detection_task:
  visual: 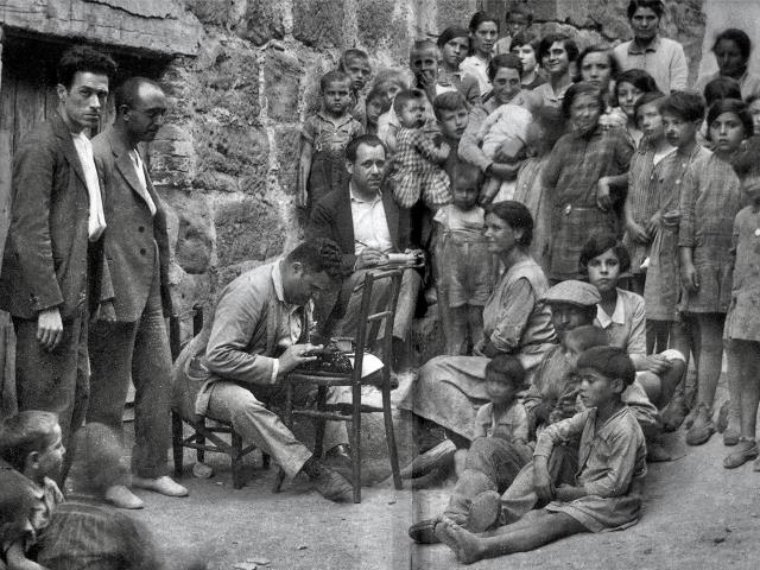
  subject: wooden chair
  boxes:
[274,268,404,503]
[169,306,268,490]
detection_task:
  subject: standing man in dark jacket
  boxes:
[0,45,116,460]
[88,77,188,508]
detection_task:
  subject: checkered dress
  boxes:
[390,127,451,208]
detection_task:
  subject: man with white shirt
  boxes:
[87,77,187,508]
[308,135,422,370]
[0,46,116,469]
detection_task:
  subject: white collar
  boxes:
[596,292,625,329]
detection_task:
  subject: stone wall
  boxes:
[152,0,709,331]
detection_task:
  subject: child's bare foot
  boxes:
[435,518,485,565]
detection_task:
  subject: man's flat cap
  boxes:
[542,280,601,307]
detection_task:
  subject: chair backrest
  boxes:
[352,268,403,385]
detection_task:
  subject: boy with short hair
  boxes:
[297,70,364,209]
[435,346,647,565]
[338,49,372,127]
[433,91,469,179]
[0,411,65,570]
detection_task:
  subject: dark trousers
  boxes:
[13,311,89,453]
[87,284,171,479]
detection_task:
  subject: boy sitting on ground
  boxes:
[435,346,647,565]
[0,411,65,570]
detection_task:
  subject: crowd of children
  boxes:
[5,0,760,567]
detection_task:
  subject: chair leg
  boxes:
[352,384,362,503]
[171,411,184,479]
[382,384,402,490]
[314,386,327,458]
[231,429,244,489]
[197,417,206,464]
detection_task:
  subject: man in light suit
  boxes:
[88,77,187,508]
[0,46,116,464]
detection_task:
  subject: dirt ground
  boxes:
[126,375,760,570]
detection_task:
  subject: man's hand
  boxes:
[278,343,323,377]
[37,307,63,351]
[93,301,117,323]
[355,248,388,270]
[642,354,672,375]
[626,221,649,244]
[533,457,554,501]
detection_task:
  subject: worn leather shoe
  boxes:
[104,485,144,509]
[132,476,189,497]
[408,518,441,544]
[723,439,759,469]
[685,404,715,446]
[312,466,353,502]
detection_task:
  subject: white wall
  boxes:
[699,0,760,79]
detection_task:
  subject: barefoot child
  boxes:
[433,162,492,355]
[389,89,451,209]
[297,70,364,209]
[644,91,710,430]
[435,346,646,565]
[679,99,751,447]
[0,411,65,570]
[722,158,760,469]
[408,355,532,544]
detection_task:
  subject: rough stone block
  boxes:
[197,46,261,123]
[264,50,302,122]
[195,124,269,193]
[355,0,394,49]
[275,127,301,196]
[436,0,478,33]
[292,0,347,49]
[163,189,215,275]
[213,196,286,268]
[239,0,286,45]
[185,0,231,26]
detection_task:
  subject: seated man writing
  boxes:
[307,134,422,370]
[187,239,355,502]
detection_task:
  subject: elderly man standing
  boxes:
[308,134,422,371]
[0,45,116,462]
[87,77,187,508]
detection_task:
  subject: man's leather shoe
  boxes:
[132,476,189,497]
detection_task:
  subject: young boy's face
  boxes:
[344,57,371,92]
[410,48,439,85]
[662,111,700,149]
[323,80,352,116]
[742,174,760,205]
[485,372,518,406]
[437,107,469,140]
[637,101,664,140]
[366,96,385,125]
[452,180,479,210]
[37,424,65,481]
[577,367,620,409]
[398,99,426,129]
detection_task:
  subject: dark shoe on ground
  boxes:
[685,404,715,446]
[104,485,144,509]
[408,518,441,544]
[132,476,189,497]
[312,465,354,502]
[467,490,501,533]
[682,404,699,430]
[661,396,689,432]
[723,439,759,469]
[646,442,672,463]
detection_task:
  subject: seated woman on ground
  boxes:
[435,346,647,565]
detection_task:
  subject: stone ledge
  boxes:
[0,0,202,56]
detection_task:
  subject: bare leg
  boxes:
[467,306,484,355]
[734,341,760,439]
[658,358,686,408]
[694,313,726,409]
[436,511,588,564]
